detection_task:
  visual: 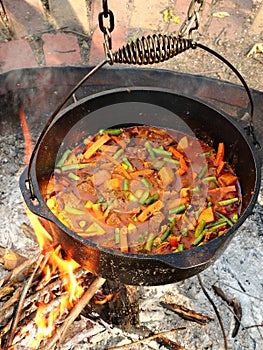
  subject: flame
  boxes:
[25,209,84,346]
[19,108,32,166]
[19,108,85,347]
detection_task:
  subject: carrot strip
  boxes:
[168,146,184,159]
[217,160,225,175]
[208,185,236,194]
[137,200,164,222]
[215,142,224,166]
[130,169,154,177]
[179,156,188,174]
[84,134,110,159]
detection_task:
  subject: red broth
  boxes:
[46,126,241,254]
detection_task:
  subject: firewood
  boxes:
[39,276,106,350]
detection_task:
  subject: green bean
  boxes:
[68,172,80,181]
[139,191,150,204]
[193,233,204,246]
[218,197,239,206]
[100,128,122,135]
[61,163,96,171]
[152,148,173,157]
[160,227,171,242]
[141,178,150,188]
[112,148,124,159]
[122,157,134,171]
[144,141,155,158]
[123,178,129,191]
[194,219,206,238]
[198,163,208,179]
[215,211,234,227]
[145,193,159,205]
[56,149,72,167]
[145,233,155,251]
[168,204,186,215]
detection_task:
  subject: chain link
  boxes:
[98,0,114,59]
[179,0,205,38]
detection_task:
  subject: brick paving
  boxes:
[0,0,262,74]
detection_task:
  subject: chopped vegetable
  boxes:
[84,133,110,159]
[123,178,129,191]
[215,142,224,167]
[46,126,241,255]
[68,172,80,181]
[198,207,214,224]
[152,147,173,157]
[145,193,159,205]
[112,148,124,159]
[195,219,206,238]
[100,128,122,136]
[168,204,186,215]
[61,163,96,171]
[57,149,72,167]
[145,233,155,251]
[122,157,134,171]
[141,178,151,188]
[144,141,155,158]
[218,197,239,206]
[86,222,105,235]
[137,199,164,222]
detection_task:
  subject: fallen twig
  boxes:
[212,284,242,337]
[197,274,228,350]
[160,301,212,325]
[107,327,186,350]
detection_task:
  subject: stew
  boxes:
[45,126,241,254]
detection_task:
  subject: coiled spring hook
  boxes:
[111,34,196,65]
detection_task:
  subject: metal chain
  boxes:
[98,0,114,61]
[179,0,205,38]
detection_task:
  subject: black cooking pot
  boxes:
[20,87,261,286]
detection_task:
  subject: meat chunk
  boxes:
[92,170,111,187]
[158,167,174,187]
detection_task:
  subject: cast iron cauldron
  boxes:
[20,87,261,286]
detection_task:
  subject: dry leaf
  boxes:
[247,43,263,57]
[163,8,181,24]
[212,11,230,19]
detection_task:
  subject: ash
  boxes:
[0,131,262,349]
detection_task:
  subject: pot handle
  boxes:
[19,167,55,222]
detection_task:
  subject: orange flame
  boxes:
[25,210,84,346]
[19,108,32,166]
[19,108,85,347]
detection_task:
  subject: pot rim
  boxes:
[26,86,261,264]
